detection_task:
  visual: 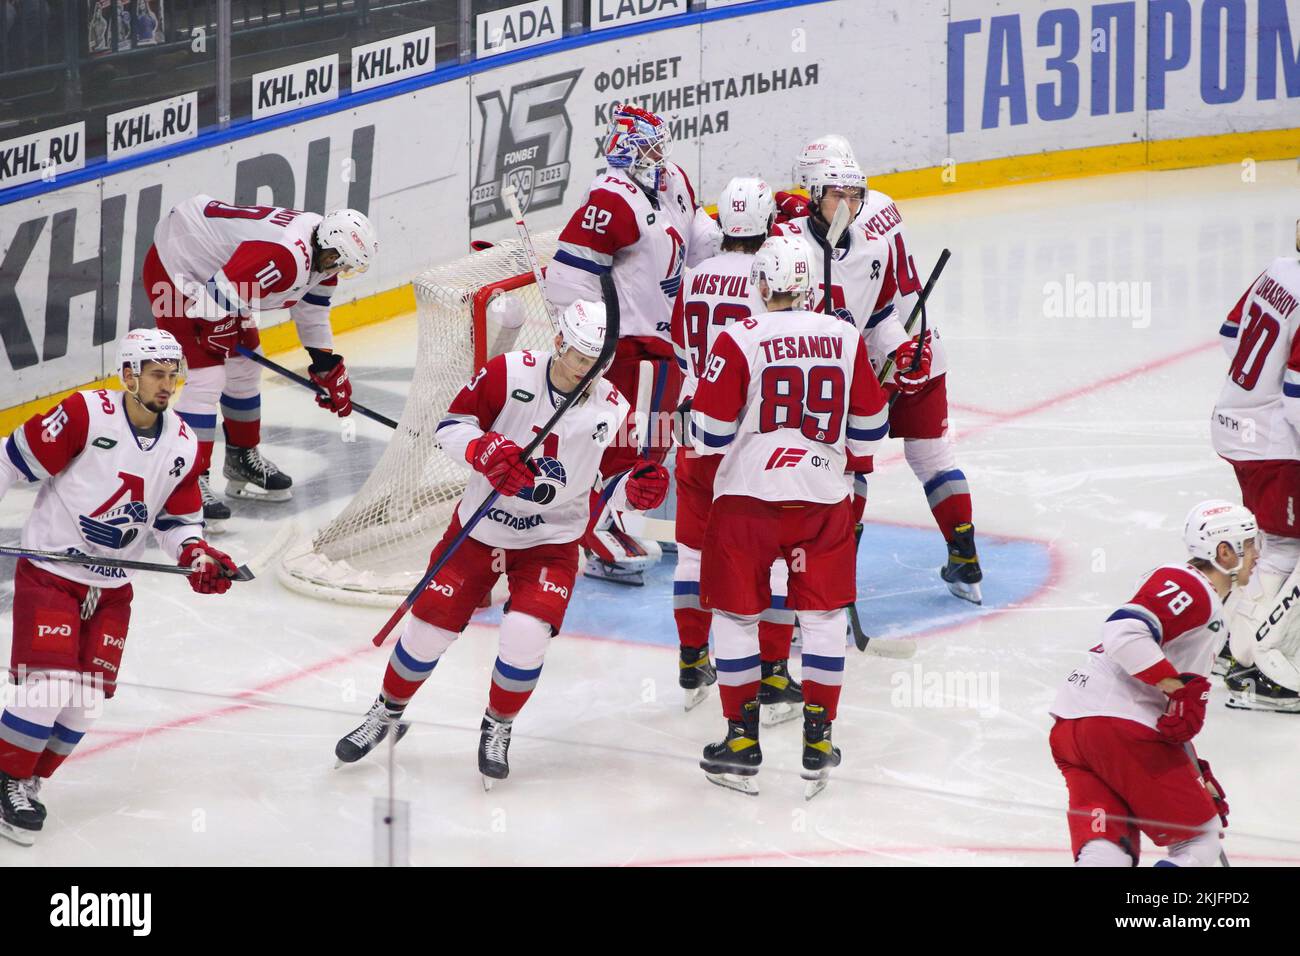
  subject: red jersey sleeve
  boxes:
[845,335,889,470]
[443,354,510,432]
[4,391,90,482]
[1112,566,1215,647]
[207,240,302,316]
[690,329,750,450]
[555,187,640,273]
[1221,272,1262,342]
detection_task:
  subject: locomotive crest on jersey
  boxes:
[77,471,149,550]
[470,70,581,226]
[660,226,686,298]
[516,456,567,504]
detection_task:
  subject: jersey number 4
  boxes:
[759,365,845,444]
[1229,302,1281,391]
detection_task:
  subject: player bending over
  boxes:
[669,177,801,722]
[1211,227,1300,710]
[334,301,668,788]
[780,135,982,604]
[145,195,377,523]
[1049,501,1254,866]
[690,236,889,799]
[0,329,238,846]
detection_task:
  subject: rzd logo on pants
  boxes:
[33,609,78,655]
[470,70,580,226]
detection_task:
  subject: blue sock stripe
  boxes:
[393,640,439,674]
[923,468,966,496]
[493,658,543,682]
[673,581,701,596]
[800,653,845,672]
[219,393,262,411]
[1,710,53,740]
[50,722,85,745]
[715,654,761,673]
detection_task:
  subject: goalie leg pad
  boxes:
[584,525,662,585]
[1229,546,1300,690]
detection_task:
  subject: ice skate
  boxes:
[478,713,513,790]
[1224,664,1300,713]
[334,696,410,766]
[199,471,231,528]
[758,658,803,725]
[679,645,716,711]
[224,444,293,502]
[1211,642,1236,678]
[941,523,983,604]
[700,701,761,795]
[0,772,42,847]
[800,704,842,800]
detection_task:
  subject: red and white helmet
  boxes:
[556,299,608,359]
[750,235,811,304]
[807,157,867,206]
[718,177,776,239]
[1184,499,1257,575]
[117,328,185,382]
[316,208,377,278]
[793,134,858,189]
[604,104,672,193]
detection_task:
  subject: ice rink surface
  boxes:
[3,160,1300,866]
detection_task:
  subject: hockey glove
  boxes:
[1156,674,1211,743]
[891,333,932,396]
[1197,758,1229,827]
[180,540,239,595]
[198,316,242,359]
[626,461,669,510]
[240,321,261,353]
[774,191,809,223]
[466,432,535,497]
[307,348,353,417]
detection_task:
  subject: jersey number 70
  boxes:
[1229,302,1281,391]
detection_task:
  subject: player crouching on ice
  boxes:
[0,329,241,846]
[1049,500,1255,866]
[690,236,889,799]
[335,300,668,789]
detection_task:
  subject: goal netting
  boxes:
[277,231,560,605]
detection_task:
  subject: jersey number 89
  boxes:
[759,366,845,444]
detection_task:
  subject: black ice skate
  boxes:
[478,714,513,791]
[1224,665,1300,713]
[23,777,46,825]
[758,658,803,726]
[940,523,983,604]
[224,444,293,502]
[679,645,717,712]
[700,701,762,795]
[199,471,231,527]
[801,703,842,800]
[0,771,43,847]
[334,696,410,767]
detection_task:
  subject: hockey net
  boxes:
[278,231,560,604]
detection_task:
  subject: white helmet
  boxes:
[807,157,867,205]
[316,208,377,277]
[793,134,858,189]
[117,328,185,383]
[718,177,776,239]
[1184,499,1258,576]
[750,235,811,304]
[556,299,608,359]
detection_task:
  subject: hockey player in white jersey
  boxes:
[780,135,983,604]
[0,329,239,846]
[545,104,721,585]
[1211,229,1300,710]
[669,177,800,722]
[1049,501,1255,866]
[334,300,669,787]
[690,236,889,798]
[145,196,377,522]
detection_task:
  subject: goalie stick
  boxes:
[370,270,622,648]
[233,347,399,429]
[0,545,254,582]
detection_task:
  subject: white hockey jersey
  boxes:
[859,189,949,379]
[435,350,637,549]
[545,164,721,343]
[0,390,205,587]
[1050,564,1224,730]
[669,250,764,403]
[1211,257,1300,462]
[773,216,909,374]
[153,195,339,349]
[690,309,889,504]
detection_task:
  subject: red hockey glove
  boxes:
[1156,674,1211,743]
[307,348,353,417]
[179,540,238,595]
[466,432,535,497]
[891,333,932,396]
[240,321,261,353]
[198,316,242,359]
[1197,758,1229,827]
[625,461,669,510]
[774,190,809,223]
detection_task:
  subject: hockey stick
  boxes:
[0,545,254,581]
[503,185,562,336]
[813,201,852,318]
[370,270,622,648]
[876,248,952,398]
[234,346,399,430]
[635,359,655,458]
[1182,742,1231,868]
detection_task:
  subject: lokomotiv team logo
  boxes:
[470,70,581,226]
